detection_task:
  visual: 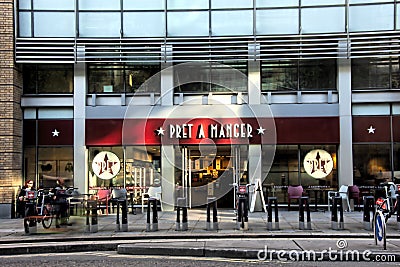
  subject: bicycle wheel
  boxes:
[41,205,53,229]
[23,218,29,233]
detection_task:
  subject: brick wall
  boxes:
[0,0,23,216]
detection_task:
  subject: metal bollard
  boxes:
[331,196,344,230]
[206,197,218,231]
[85,200,98,233]
[363,196,375,231]
[146,198,159,232]
[397,195,400,230]
[176,197,188,231]
[115,200,128,232]
[237,197,249,230]
[299,196,312,230]
[267,197,279,230]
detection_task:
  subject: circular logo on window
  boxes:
[303,149,333,179]
[92,151,121,180]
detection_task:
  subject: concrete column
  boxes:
[248,145,263,211]
[74,60,87,193]
[248,61,261,105]
[338,41,353,186]
[161,45,174,106]
[161,145,175,211]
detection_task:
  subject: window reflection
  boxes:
[351,58,391,89]
[87,64,161,93]
[23,64,73,94]
[261,59,336,91]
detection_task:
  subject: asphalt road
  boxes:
[0,252,398,267]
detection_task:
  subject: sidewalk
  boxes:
[0,209,399,261]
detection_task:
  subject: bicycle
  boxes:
[23,189,54,233]
[373,182,399,250]
[231,183,254,230]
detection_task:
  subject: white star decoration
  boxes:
[156,127,165,136]
[52,129,60,137]
[367,125,376,134]
[257,126,266,135]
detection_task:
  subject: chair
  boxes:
[142,186,162,212]
[287,185,304,211]
[328,185,351,212]
[96,189,111,215]
[348,185,361,210]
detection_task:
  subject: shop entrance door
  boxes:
[178,145,248,209]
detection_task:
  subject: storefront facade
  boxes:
[1,1,400,216]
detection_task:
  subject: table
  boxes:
[305,186,336,211]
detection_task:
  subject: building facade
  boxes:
[1,0,400,217]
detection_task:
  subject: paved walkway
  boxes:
[0,209,399,261]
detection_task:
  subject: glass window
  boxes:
[349,4,394,32]
[352,104,390,115]
[261,60,298,91]
[262,59,336,91]
[299,59,336,90]
[79,12,121,37]
[265,145,299,187]
[38,108,73,119]
[23,64,74,94]
[211,10,253,36]
[24,147,36,183]
[256,0,298,8]
[352,58,390,89]
[350,0,392,3]
[34,12,75,37]
[18,12,32,37]
[394,143,400,183]
[211,62,248,92]
[88,65,125,93]
[19,0,32,9]
[391,57,400,88]
[393,104,400,115]
[300,145,337,188]
[173,63,211,92]
[125,145,161,192]
[124,12,165,37]
[302,0,345,5]
[125,64,161,93]
[301,7,345,33]
[167,11,209,36]
[123,0,163,10]
[88,147,124,189]
[353,144,391,186]
[211,0,252,9]
[88,64,161,94]
[79,0,120,10]
[38,147,74,189]
[33,0,74,10]
[256,9,299,35]
[168,0,209,9]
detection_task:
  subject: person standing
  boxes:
[18,180,36,227]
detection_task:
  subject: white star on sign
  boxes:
[52,129,60,137]
[257,126,266,135]
[367,125,376,134]
[156,127,165,136]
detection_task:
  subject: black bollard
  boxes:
[331,196,344,230]
[363,196,375,231]
[85,199,98,233]
[206,197,218,231]
[91,200,98,233]
[176,197,188,231]
[267,197,279,230]
[397,195,400,230]
[146,198,158,232]
[299,196,311,230]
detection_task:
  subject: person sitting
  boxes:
[51,179,69,227]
